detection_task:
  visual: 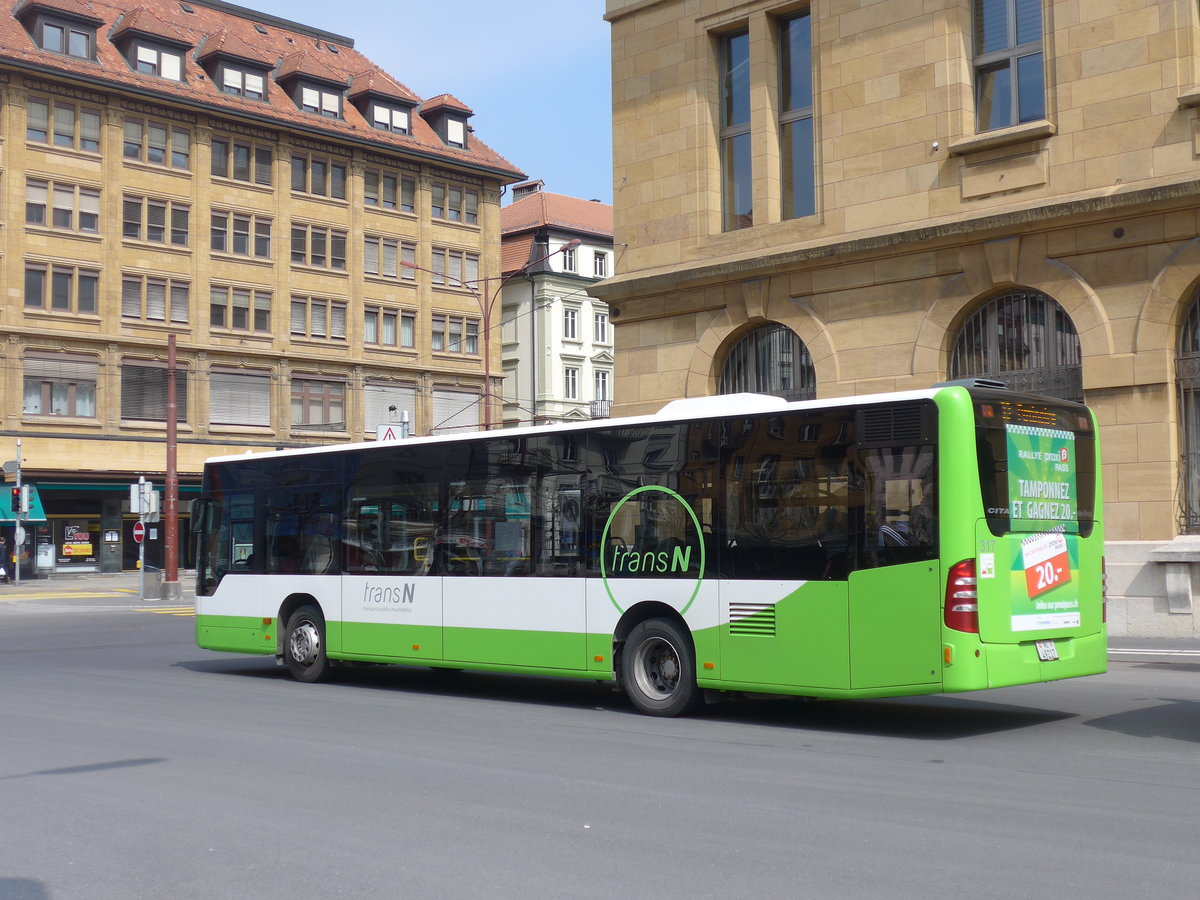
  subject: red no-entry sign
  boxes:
[133,522,145,544]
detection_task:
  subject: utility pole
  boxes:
[13,439,21,586]
[163,334,181,603]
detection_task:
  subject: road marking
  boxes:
[0,590,140,601]
[1109,648,1200,658]
[134,606,195,617]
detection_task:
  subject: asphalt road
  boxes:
[1,586,1198,899]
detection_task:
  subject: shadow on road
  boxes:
[175,657,1072,740]
[1083,698,1200,744]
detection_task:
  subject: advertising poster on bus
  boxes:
[1004,424,1081,631]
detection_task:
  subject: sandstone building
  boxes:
[598,0,1200,636]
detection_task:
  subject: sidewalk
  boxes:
[1,570,193,597]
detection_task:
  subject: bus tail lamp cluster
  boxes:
[945,559,979,633]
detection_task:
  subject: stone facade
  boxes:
[598,0,1200,637]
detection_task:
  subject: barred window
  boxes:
[949,290,1082,401]
[719,323,816,402]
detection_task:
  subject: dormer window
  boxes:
[371,102,409,135]
[301,85,342,118]
[41,20,93,58]
[18,2,102,62]
[418,95,473,150]
[220,64,266,100]
[136,43,184,80]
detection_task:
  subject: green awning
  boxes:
[0,484,47,523]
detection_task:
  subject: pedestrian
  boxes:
[0,535,9,584]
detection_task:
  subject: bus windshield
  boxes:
[974,394,1096,537]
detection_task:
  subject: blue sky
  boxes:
[244,0,614,205]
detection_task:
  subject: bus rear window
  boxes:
[974,396,1096,537]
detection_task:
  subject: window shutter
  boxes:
[211,370,270,426]
[364,382,416,434]
[431,388,479,434]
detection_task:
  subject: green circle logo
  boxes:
[600,485,705,615]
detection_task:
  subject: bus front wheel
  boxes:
[622,618,702,717]
[284,605,331,683]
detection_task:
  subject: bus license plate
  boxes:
[1035,639,1059,662]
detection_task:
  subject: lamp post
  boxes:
[400,237,581,431]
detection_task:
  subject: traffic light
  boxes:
[9,486,17,510]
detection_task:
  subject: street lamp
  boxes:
[400,237,581,430]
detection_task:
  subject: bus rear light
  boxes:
[945,559,979,633]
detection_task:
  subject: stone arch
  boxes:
[685,275,837,398]
[913,237,1113,386]
[1137,235,1200,354]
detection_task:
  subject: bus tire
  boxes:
[622,618,702,717]
[284,605,331,683]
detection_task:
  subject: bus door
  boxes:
[441,438,587,670]
[718,413,852,691]
[341,449,443,661]
[847,435,941,691]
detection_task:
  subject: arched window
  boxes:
[718,323,815,401]
[1177,293,1200,531]
[949,290,1082,402]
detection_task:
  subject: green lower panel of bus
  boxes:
[196,613,1107,698]
[941,628,1107,692]
[196,615,276,655]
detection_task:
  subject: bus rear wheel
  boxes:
[284,605,331,683]
[622,618,702,717]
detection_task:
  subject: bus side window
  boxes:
[861,445,937,567]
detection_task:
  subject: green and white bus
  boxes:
[193,382,1105,716]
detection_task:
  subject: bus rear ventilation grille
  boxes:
[857,404,932,447]
[729,602,777,637]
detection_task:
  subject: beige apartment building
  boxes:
[0,0,522,574]
[598,0,1200,636]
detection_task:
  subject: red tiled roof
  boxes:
[0,0,523,179]
[111,6,191,47]
[277,49,347,85]
[14,0,104,26]
[500,233,535,276]
[421,93,473,116]
[349,67,418,104]
[196,28,273,66]
[501,190,613,238]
